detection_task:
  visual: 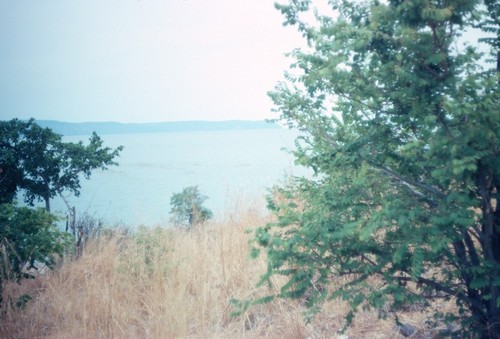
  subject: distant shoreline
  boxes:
[35,119,280,136]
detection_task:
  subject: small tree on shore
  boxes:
[0,118,122,309]
[169,186,213,228]
[0,118,123,212]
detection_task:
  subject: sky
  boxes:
[0,0,304,123]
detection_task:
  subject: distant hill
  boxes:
[34,120,280,136]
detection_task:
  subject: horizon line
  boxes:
[23,118,278,125]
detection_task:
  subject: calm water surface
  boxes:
[49,128,306,227]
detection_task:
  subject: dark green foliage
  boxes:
[0,203,72,307]
[250,0,500,337]
[0,118,123,211]
[169,186,213,228]
[0,118,121,310]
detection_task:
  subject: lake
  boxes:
[47,128,307,227]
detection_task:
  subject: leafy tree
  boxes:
[249,0,500,337]
[0,203,72,307]
[0,118,123,212]
[169,186,213,228]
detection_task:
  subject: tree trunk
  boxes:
[43,181,51,212]
[476,163,500,338]
[485,311,500,339]
[44,196,50,212]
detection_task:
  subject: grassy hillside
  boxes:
[1,206,456,338]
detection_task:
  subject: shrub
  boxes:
[169,186,213,228]
[0,203,72,308]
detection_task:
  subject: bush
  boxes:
[0,203,72,308]
[169,186,213,228]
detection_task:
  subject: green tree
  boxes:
[250,0,500,337]
[0,119,123,212]
[170,186,213,228]
[0,203,72,307]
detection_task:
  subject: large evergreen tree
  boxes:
[251,0,499,337]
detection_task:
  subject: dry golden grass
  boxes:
[1,204,457,338]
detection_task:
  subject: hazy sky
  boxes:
[0,0,303,123]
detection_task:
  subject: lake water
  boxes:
[47,128,306,227]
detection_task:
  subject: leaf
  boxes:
[393,244,408,264]
[411,247,424,280]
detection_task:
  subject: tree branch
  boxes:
[393,275,463,301]
[373,165,445,202]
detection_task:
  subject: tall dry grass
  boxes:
[1,205,456,338]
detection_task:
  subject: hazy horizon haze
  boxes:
[0,0,304,123]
